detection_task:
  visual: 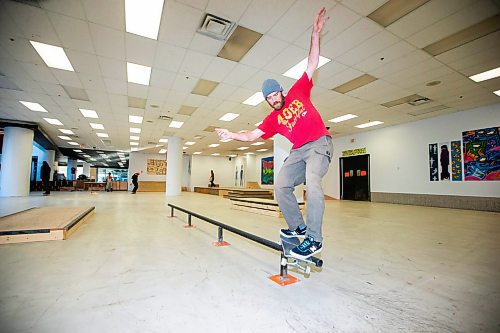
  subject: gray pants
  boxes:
[275,135,333,242]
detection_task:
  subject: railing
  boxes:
[168,203,322,284]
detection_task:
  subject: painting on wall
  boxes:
[147,159,167,175]
[438,142,451,181]
[450,140,463,181]
[261,156,274,185]
[429,143,439,181]
[462,127,500,181]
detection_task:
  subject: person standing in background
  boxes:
[131,172,139,194]
[106,172,113,192]
[41,161,51,196]
[209,170,215,187]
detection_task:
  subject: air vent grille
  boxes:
[198,13,235,41]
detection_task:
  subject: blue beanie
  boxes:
[262,79,283,98]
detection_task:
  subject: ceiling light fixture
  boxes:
[130,127,141,133]
[127,62,151,85]
[90,123,105,130]
[19,101,47,112]
[243,92,265,106]
[355,121,384,128]
[169,121,184,128]
[129,115,143,124]
[283,56,331,80]
[219,113,239,121]
[43,118,63,126]
[125,0,164,40]
[328,114,358,123]
[469,66,500,82]
[30,41,74,71]
[79,109,99,118]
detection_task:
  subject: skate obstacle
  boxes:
[168,203,322,286]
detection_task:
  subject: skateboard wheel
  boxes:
[316,259,323,267]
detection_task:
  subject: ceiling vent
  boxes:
[198,13,235,41]
[408,96,432,106]
[159,115,173,120]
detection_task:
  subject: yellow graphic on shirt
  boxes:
[277,99,305,132]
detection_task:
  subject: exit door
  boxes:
[340,154,370,201]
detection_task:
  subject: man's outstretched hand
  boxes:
[313,7,328,34]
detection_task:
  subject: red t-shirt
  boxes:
[258,73,330,149]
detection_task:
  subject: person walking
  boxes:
[216,7,332,260]
[209,170,215,187]
[106,172,113,192]
[131,172,139,194]
[41,161,51,196]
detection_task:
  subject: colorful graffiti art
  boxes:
[450,140,462,181]
[462,127,500,181]
[261,156,274,185]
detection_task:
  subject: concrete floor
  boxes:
[0,191,499,333]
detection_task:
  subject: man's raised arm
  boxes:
[305,7,328,80]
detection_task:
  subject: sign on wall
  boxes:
[463,127,500,181]
[342,147,366,157]
[261,156,274,185]
[147,159,166,175]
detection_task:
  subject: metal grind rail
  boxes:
[168,203,323,285]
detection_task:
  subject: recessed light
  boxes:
[355,121,384,129]
[159,149,167,154]
[73,149,82,152]
[251,142,264,146]
[30,41,74,71]
[242,92,264,106]
[211,153,220,156]
[469,66,500,82]
[193,152,201,155]
[159,138,168,143]
[68,142,79,146]
[129,115,143,124]
[127,62,151,85]
[125,0,164,40]
[19,101,48,112]
[96,133,109,138]
[43,118,63,126]
[89,123,104,131]
[130,136,140,140]
[80,109,99,118]
[237,147,249,150]
[185,141,196,145]
[283,56,331,80]
[328,114,358,123]
[256,149,268,152]
[58,135,72,140]
[169,121,184,128]
[208,144,220,148]
[130,142,139,146]
[219,113,239,121]
[59,129,75,135]
[130,127,141,133]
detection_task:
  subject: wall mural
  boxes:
[450,140,463,181]
[463,127,500,181]
[147,159,166,175]
[261,156,274,185]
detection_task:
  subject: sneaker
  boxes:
[290,236,322,259]
[280,225,307,239]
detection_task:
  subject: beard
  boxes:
[269,97,285,110]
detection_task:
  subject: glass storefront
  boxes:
[96,168,128,182]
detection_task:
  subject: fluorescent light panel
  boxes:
[130,142,139,146]
[90,123,105,130]
[58,135,72,140]
[79,109,98,118]
[30,41,74,71]
[211,153,220,156]
[243,92,265,106]
[20,101,47,112]
[159,149,167,154]
[193,152,201,155]
[127,62,151,85]
[469,66,500,82]
[169,121,184,128]
[355,121,384,129]
[329,114,358,123]
[159,138,168,143]
[96,133,109,138]
[283,56,331,80]
[219,113,239,121]
[130,136,140,140]
[59,129,74,135]
[129,115,143,124]
[68,142,79,145]
[125,0,164,40]
[237,147,249,150]
[130,127,141,133]
[208,144,220,148]
[494,90,500,96]
[251,142,264,146]
[43,118,63,126]
[256,149,268,152]
[185,141,196,145]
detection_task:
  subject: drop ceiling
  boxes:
[0,0,499,165]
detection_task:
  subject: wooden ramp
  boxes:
[0,206,95,244]
[224,189,274,200]
[230,197,304,217]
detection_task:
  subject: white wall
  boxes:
[327,103,500,199]
[128,152,166,182]
[191,155,235,189]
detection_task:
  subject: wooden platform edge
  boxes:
[0,207,38,219]
[62,206,96,239]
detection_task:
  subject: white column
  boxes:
[82,162,91,177]
[67,158,77,181]
[45,150,56,181]
[0,127,34,197]
[273,134,304,202]
[166,136,182,196]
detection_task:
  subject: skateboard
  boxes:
[279,234,323,275]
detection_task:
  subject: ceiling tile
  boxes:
[239,35,289,69]
[158,1,203,48]
[89,23,125,60]
[125,34,157,66]
[82,0,124,30]
[48,12,94,53]
[238,0,295,34]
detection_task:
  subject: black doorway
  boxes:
[340,154,370,201]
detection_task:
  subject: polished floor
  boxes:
[0,191,499,333]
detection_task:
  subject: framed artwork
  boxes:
[261,156,274,185]
[462,127,500,181]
